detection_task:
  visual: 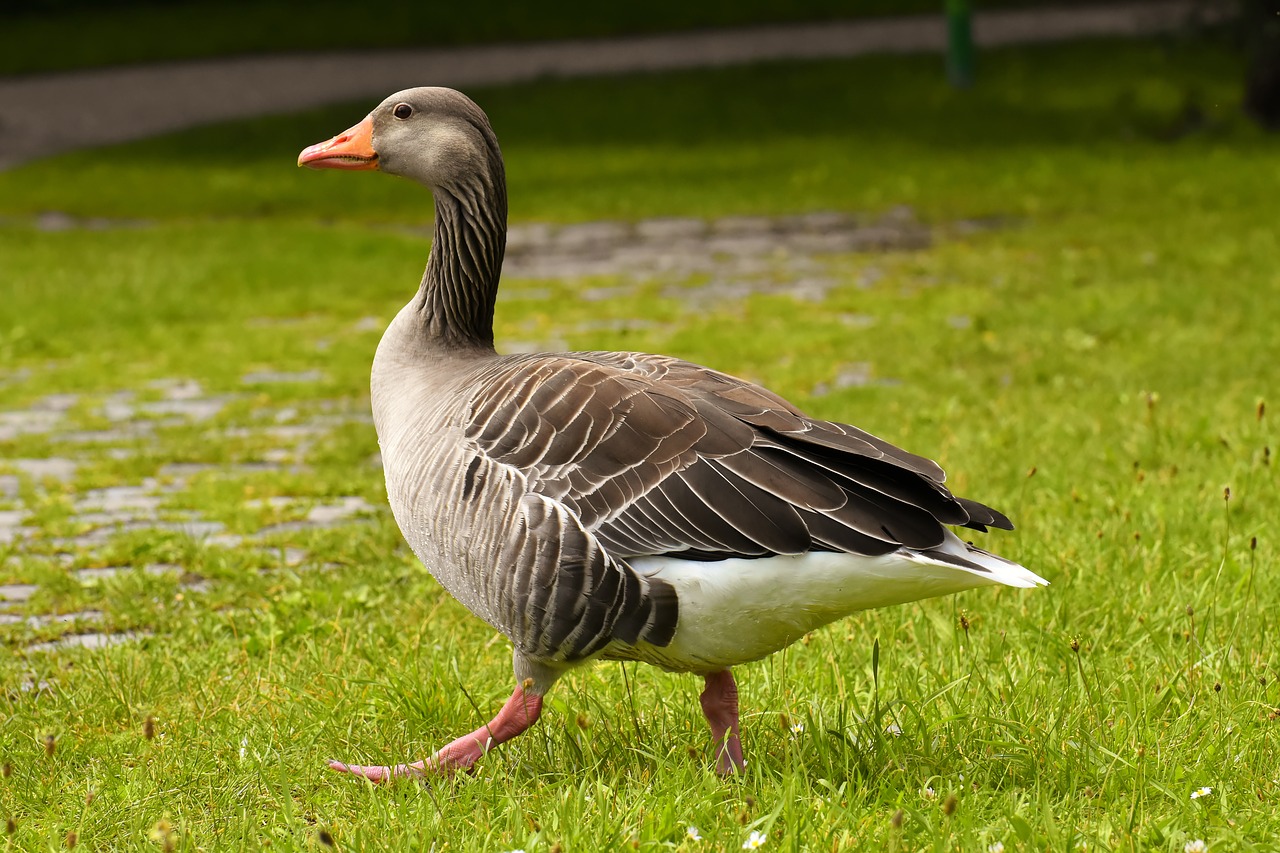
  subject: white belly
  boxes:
[625,533,1045,672]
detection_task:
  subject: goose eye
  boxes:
[393,103,413,120]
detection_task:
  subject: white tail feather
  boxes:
[627,533,1046,672]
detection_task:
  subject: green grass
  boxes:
[2,38,1279,851]
[3,0,1052,76]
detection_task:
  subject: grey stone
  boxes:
[154,520,225,538]
[636,217,707,240]
[27,631,144,653]
[782,211,853,231]
[784,277,837,302]
[712,216,774,236]
[504,222,555,252]
[0,367,32,388]
[580,285,638,303]
[33,393,80,412]
[0,410,62,440]
[847,225,930,251]
[101,400,136,421]
[64,520,224,547]
[57,424,157,444]
[837,313,878,329]
[157,462,214,478]
[75,510,147,526]
[0,583,38,602]
[140,397,228,420]
[222,424,323,442]
[75,564,180,582]
[241,370,326,385]
[306,497,377,524]
[35,211,76,232]
[706,235,778,256]
[78,486,163,514]
[0,526,37,544]
[554,221,629,249]
[0,610,104,628]
[834,363,874,389]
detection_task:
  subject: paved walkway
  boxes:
[0,1,1196,170]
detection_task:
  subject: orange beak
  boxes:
[298,115,378,170]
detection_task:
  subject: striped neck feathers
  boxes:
[417,158,508,351]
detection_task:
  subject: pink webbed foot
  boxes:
[327,760,426,783]
[328,684,543,783]
[700,669,745,775]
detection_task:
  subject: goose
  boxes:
[298,87,1046,781]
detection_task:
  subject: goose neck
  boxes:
[417,180,507,351]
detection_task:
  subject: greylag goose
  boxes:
[299,87,1046,780]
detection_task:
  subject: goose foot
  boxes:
[329,684,544,783]
[700,669,745,775]
[327,760,425,783]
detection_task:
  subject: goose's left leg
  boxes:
[329,682,543,782]
[700,669,745,775]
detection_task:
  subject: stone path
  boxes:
[0,370,380,656]
[0,2,1199,169]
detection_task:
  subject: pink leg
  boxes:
[700,670,745,775]
[330,684,543,783]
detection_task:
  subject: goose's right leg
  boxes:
[700,669,745,775]
[329,682,543,782]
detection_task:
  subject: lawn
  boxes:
[1,38,1278,851]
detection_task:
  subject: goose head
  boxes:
[298,87,503,195]
[299,87,509,350]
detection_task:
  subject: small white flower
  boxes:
[239,737,247,761]
[922,786,937,800]
[686,826,702,842]
[742,830,768,849]
[1184,840,1207,853]
[1190,786,1212,800]
[988,843,1005,853]
[790,722,805,734]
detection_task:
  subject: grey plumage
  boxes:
[304,86,1043,777]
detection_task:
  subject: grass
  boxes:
[2,0,1054,76]
[2,36,1279,851]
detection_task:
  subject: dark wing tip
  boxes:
[956,497,1015,532]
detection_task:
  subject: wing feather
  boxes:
[461,351,1013,658]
